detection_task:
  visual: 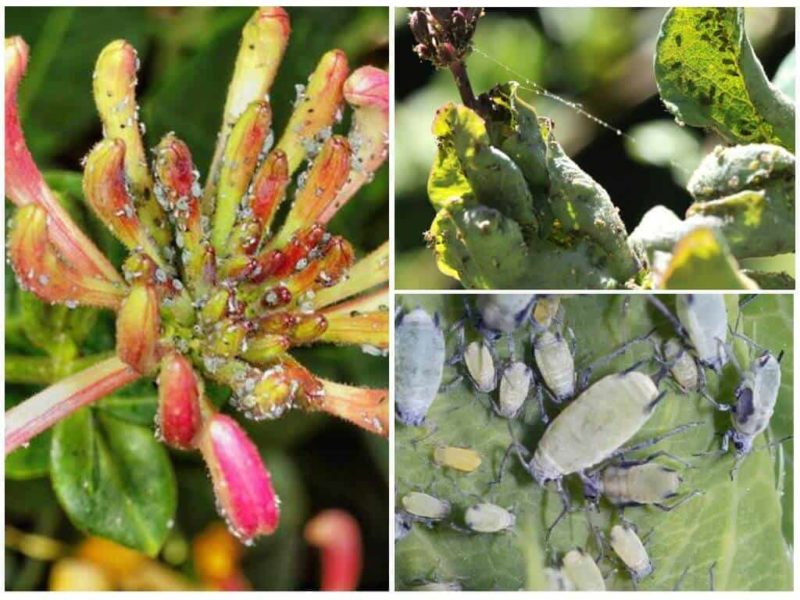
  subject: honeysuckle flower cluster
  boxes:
[5,7,389,544]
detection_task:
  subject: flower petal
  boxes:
[157,352,205,450]
[116,283,161,375]
[304,510,363,591]
[317,288,389,350]
[275,49,349,172]
[5,37,122,284]
[94,39,171,247]
[211,101,273,253]
[314,379,388,437]
[205,7,290,207]
[9,204,126,310]
[311,241,389,309]
[322,66,389,223]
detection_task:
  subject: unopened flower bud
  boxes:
[199,413,280,543]
[304,509,363,591]
[157,352,204,450]
[116,283,160,375]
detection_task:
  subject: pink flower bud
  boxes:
[199,413,281,543]
[304,509,362,591]
[157,352,204,450]
[116,284,161,375]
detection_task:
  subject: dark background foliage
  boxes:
[394,7,795,288]
[5,6,388,591]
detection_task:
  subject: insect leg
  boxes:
[646,294,689,340]
[491,439,530,487]
[578,330,655,390]
[544,479,571,542]
[609,421,703,461]
[654,489,702,512]
[708,561,717,591]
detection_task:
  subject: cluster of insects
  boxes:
[395,294,785,590]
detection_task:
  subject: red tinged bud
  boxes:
[305,509,363,591]
[157,352,204,450]
[199,413,281,543]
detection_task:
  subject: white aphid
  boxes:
[395,511,412,541]
[728,350,781,458]
[401,492,450,521]
[544,567,575,591]
[475,294,535,334]
[594,462,682,507]
[464,503,515,533]
[395,308,445,426]
[562,549,606,591]
[464,340,497,393]
[528,372,660,485]
[663,338,700,390]
[497,361,533,418]
[533,330,575,401]
[610,524,653,582]
[676,294,728,370]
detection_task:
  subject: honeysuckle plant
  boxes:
[411,7,795,290]
[6,6,388,552]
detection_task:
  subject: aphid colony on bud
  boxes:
[6,6,390,547]
[396,294,787,590]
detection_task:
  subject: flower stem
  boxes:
[5,356,140,454]
[449,60,478,110]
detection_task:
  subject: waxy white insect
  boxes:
[395,307,445,426]
[533,330,575,402]
[662,337,701,391]
[475,294,535,336]
[676,294,728,371]
[463,340,498,393]
[395,511,412,541]
[496,361,534,418]
[610,524,653,583]
[464,503,515,533]
[401,492,451,522]
[562,549,606,591]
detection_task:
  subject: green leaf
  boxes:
[50,409,177,556]
[655,8,795,151]
[95,379,158,426]
[6,7,151,163]
[660,228,757,289]
[395,294,792,590]
[772,48,795,101]
[5,430,51,480]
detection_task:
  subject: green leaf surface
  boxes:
[395,294,792,590]
[50,409,177,556]
[655,8,795,150]
[5,430,51,480]
[772,48,795,101]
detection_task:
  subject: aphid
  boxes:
[498,370,666,536]
[609,524,653,583]
[395,307,445,426]
[474,294,535,337]
[395,511,412,541]
[464,503,515,533]
[675,294,728,370]
[584,452,699,511]
[532,295,562,331]
[463,340,498,393]
[401,492,450,522]
[433,446,481,473]
[705,341,783,477]
[532,330,575,402]
[496,360,534,418]
[561,549,606,591]
[661,337,702,391]
[544,567,575,591]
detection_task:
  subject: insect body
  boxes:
[592,461,683,508]
[464,503,515,533]
[433,446,481,473]
[401,492,451,522]
[676,294,728,371]
[475,294,535,336]
[533,330,575,402]
[395,308,445,426]
[496,361,533,418]
[464,340,498,393]
[609,524,653,583]
[662,338,701,391]
[528,372,661,484]
[724,349,782,470]
[562,549,606,591]
[395,511,412,541]
[532,295,562,331]
[544,567,575,591]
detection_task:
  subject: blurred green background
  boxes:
[395,7,795,289]
[5,6,388,591]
